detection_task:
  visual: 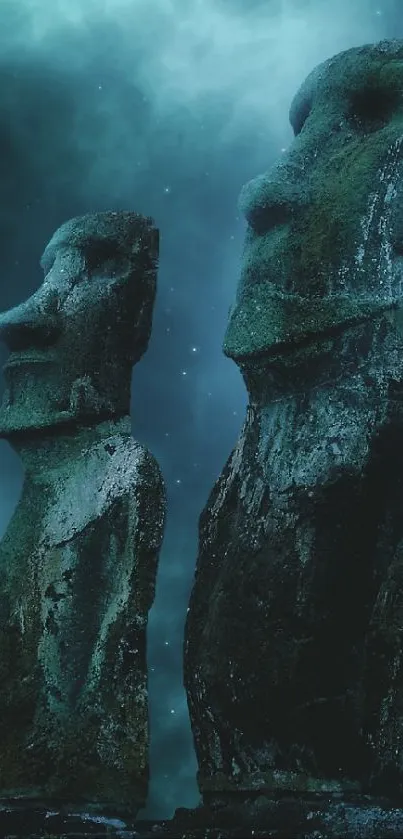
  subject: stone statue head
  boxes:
[224,40,403,367]
[0,211,158,437]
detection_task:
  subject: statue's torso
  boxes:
[0,431,165,809]
[185,389,403,796]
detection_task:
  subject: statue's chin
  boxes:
[0,390,97,439]
[0,401,76,438]
[0,368,122,438]
[0,402,125,442]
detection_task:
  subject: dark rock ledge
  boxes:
[4,796,403,838]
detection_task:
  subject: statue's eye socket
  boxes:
[348,85,401,130]
[84,239,121,275]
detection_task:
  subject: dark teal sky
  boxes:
[0,0,400,820]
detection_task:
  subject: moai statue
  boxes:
[184,40,403,814]
[0,212,166,820]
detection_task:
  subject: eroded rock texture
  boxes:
[184,40,403,809]
[0,212,166,818]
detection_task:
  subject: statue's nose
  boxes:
[239,165,310,234]
[0,294,61,351]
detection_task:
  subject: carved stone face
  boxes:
[0,211,158,436]
[224,40,403,362]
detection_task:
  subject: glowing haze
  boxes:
[0,0,392,162]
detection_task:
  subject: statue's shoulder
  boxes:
[100,433,164,500]
[40,432,165,546]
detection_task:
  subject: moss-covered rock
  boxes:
[224,41,403,361]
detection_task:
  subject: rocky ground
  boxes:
[4,796,403,838]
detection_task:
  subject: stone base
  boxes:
[4,795,403,837]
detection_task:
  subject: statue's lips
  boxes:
[3,353,54,369]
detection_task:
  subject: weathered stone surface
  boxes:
[0,212,166,818]
[7,799,403,838]
[184,38,403,818]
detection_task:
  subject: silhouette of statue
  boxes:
[184,39,403,816]
[0,212,166,821]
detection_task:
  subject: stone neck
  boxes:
[7,414,132,481]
